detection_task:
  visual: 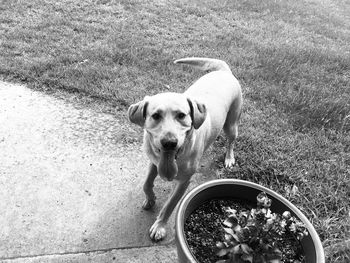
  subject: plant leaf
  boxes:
[241,244,253,254]
[232,244,242,254]
[216,241,226,249]
[223,216,238,228]
[216,248,230,257]
[224,227,235,236]
[233,224,242,233]
[226,207,237,215]
[225,232,240,242]
[241,254,254,263]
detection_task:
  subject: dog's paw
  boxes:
[142,198,156,210]
[224,155,236,168]
[149,220,167,241]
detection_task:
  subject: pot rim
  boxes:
[175,179,325,263]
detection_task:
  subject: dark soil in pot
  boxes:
[184,198,305,263]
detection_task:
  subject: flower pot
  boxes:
[175,179,325,263]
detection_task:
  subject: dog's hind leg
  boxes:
[142,163,158,210]
[223,99,242,168]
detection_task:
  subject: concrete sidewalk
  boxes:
[0,82,214,262]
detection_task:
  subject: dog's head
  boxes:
[128,93,206,180]
[128,93,207,149]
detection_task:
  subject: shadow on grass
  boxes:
[212,135,297,191]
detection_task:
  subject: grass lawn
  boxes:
[1,0,349,261]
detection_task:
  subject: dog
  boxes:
[128,57,242,241]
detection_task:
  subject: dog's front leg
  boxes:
[149,179,190,241]
[142,163,158,210]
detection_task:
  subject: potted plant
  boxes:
[175,179,325,263]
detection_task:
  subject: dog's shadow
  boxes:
[82,180,175,251]
[81,150,218,252]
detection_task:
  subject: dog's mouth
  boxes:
[157,148,179,181]
[157,147,181,159]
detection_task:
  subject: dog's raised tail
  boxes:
[174,57,231,72]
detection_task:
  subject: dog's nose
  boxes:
[160,137,178,151]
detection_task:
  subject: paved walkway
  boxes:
[0,81,215,262]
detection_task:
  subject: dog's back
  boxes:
[174,57,242,151]
[174,57,240,115]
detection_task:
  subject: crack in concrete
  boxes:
[0,243,176,261]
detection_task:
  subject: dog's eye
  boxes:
[177,113,186,119]
[151,113,161,120]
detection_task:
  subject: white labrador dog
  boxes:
[128,57,242,241]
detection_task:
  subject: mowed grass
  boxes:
[1,0,349,261]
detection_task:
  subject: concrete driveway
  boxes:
[0,81,215,262]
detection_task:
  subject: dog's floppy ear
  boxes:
[128,98,149,127]
[187,98,207,129]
